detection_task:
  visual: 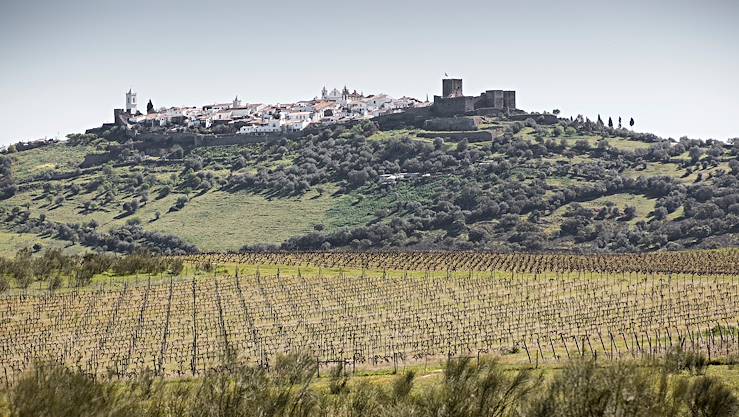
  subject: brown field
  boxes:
[1,250,738,385]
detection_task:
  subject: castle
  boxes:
[432,78,516,116]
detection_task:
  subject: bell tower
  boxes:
[125,89,137,114]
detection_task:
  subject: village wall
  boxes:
[423,117,480,131]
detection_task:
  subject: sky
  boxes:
[0,0,738,145]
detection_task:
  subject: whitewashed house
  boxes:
[238,117,282,134]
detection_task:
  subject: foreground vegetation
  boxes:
[0,248,183,290]
[2,353,738,417]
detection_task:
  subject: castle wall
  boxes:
[432,95,476,116]
[423,116,480,131]
[504,91,516,109]
[372,107,433,130]
[495,91,505,108]
[474,107,507,116]
[113,109,127,126]
[476,90,506,109]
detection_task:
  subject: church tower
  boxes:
[125,89,137,114]
[342,85,349,101]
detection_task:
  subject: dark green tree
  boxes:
[146,99,154,114]
[689,147,703,164]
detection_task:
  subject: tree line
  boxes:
[0,248,184,291]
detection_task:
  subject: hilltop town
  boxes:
[104,85,429,136]
[90,78,534,139]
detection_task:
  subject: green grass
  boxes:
[367,129,422,142]
[667,206,685,221]
[9,144,95,181]
[0,179,362,253]
[623,161,731,184]
[0,172,183,231]
[0,230,85,257]
[327,181,442,230]
[368,129,462,150]
[623,162,684,179]
[545,176,594,188]
[682,161,732,183]
[555,134,653,152]
[2,149,374,252]
[543,192,657,233]
[148,187,347,251]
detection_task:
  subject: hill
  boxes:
[0,115,738,255]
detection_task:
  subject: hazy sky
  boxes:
[1,0,738,145]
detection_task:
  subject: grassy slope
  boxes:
[543,193,657,233]
[0,189,353,254]
[0,127,733,253]
[0,144,364,252]
[9,144,94,181]
[0,140,448,253]
[0,230,86,257]
[149,188,346,251]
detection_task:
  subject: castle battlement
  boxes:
[433,78,516,116]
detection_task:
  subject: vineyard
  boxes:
[188,250,739,275]
[1,250,738,385]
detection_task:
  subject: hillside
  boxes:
[0,115,738,255]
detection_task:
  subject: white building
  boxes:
[230,108,251,118]
[347,101,369,115]
[283,120,310,131]
[393,96,422,109]
[119,84,426,135]
[212,110,232,121]
[238,117,282,134]
[286,111,313,122]
[366,94,392,109]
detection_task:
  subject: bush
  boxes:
[663,346,707,375]
[2,355,738,417]
[174,195,189,210]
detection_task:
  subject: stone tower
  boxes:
[503,91,516,109]
[442,79,463,98]
[125,89,137,114]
